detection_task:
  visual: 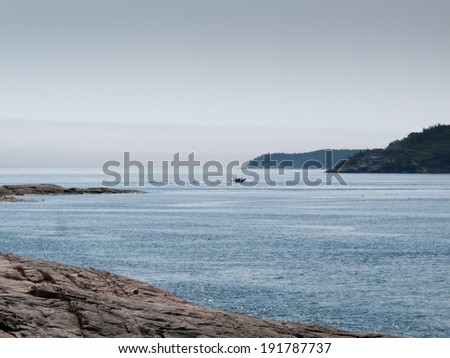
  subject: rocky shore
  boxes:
[0,184,141,202]
[0,253,390,338]
[0,196,24,203]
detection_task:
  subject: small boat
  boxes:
[233,177,246,183]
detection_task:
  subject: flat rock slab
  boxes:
[0,253,389,338]
[0,184,141,197]
[0,196,24,203]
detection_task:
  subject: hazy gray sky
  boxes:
[1,0,449,167]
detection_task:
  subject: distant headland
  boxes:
[247,149,360,169]
[247,124,450,174]
[330,124,450,173]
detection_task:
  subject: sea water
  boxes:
[0,169,449,337]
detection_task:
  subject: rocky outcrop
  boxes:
[0,184,141,202]
[0,253,389,338]
[0,196,24,203]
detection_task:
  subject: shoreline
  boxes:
[0,253,393,338]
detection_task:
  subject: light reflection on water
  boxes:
[0,169,449,337]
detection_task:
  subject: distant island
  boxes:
[331,124,450,173]
[247,149,361,169]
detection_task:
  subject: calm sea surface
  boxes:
[1,169,449,337]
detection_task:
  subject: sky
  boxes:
[1,0,449,167]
